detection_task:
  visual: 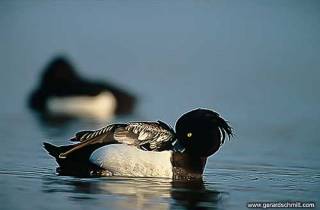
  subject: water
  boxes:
[0,1,319,209]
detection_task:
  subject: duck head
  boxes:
[41,56,79,86]
[175,108,232,157]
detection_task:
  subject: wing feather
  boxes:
[116,122,175,150]
[59,121,176,159]
[70,125,116,142]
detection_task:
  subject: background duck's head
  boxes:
[41,56,79,86]
[175,108,232,157]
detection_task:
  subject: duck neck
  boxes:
[171,152,207,180]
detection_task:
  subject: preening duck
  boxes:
[29,56,136,120]
[43,108,232,179]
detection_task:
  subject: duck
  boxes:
[43,108,232,179]
[29,56,136,120]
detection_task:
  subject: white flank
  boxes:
[89,144,173,178]
[47,91,117,120]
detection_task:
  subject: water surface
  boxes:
[0,1,319,209]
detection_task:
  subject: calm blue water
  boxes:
[0,1,319,209]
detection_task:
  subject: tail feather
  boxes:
[43,142,61,158]
[43,141,103,177]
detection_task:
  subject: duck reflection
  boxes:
[171,179,224,210]
[42,176,224,210]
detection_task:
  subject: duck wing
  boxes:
[58,121,176,159]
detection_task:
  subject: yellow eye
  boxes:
[187,132,192,138]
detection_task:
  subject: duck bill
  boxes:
[172,140,186,153]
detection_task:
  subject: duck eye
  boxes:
[187,132,192,138]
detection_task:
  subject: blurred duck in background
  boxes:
[28,56,136,121]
